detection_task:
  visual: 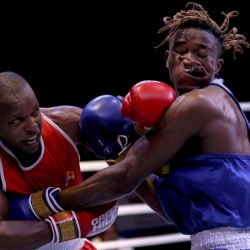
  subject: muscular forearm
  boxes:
[0,221,51,250]
[58,164,133,210]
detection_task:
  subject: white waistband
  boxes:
[191,227,250,250]
[36,238,85,250]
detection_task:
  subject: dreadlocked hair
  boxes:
[156,2,249,59]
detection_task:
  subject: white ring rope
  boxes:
[81,101,249,249]
[240,102,250,111]
[118,203,154,216]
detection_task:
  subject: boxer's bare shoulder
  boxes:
[40,106,82,141]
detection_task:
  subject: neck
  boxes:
[2,141,42,167]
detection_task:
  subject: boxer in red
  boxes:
[0,71,121,249]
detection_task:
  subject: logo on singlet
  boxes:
[64,170,75,187]
[91,203,119,233]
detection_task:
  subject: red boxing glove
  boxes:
[45,201,119,242]
[122,80,176,127]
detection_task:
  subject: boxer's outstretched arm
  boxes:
[0,190,51,250]
[59,154,137,209]
[58,93,206,210]
[58,130,173,209]
[58,81,178,209]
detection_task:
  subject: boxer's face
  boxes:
[0,85,42,154]
[166,27,224,93]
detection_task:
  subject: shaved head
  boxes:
[0,71,30,101]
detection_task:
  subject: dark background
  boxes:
[0,1,248,249]
[0,0,249,108]
[2,0,249,164]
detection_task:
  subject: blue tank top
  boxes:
[155,79,250,235]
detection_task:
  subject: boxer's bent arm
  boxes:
[0,190,51,249]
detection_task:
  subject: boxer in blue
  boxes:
[46,2,250,249]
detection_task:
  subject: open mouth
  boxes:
[185,66,205,77]
[24,135,40,147]
[25,135,37,145]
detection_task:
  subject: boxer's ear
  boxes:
[216,58,224,76]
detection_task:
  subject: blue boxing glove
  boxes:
[79,95,141,163]
[8,187,64,221]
